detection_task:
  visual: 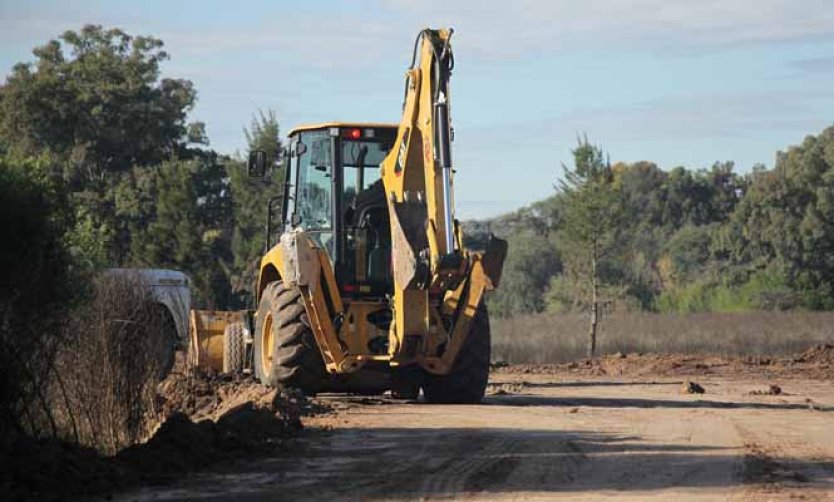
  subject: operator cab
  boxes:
[282,123,397,297]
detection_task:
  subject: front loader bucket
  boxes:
[188,310,246,371]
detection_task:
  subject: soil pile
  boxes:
[794,344,834,365]
[681,380,706,394]
[120,369,313,484]
[495,343,834,380]
[5,369,315,499]
[156,368,307,422]
[494,353,732,377]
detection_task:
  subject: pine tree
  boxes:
[557,137,623,357]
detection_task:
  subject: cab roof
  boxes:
[288,122,398,137]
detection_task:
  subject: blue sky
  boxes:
[2,0,834,218]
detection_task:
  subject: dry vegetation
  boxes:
[2,273,171,455]
[53,273,167,454]
[3,273,310,499]
[492,311,834,363]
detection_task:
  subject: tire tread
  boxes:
[254,281,326,394]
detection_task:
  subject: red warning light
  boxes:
[344,128,362,139]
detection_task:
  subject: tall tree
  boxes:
[0,24,196,183]
[0,24,199,265]
[726,125,834,308]
[557,138,623,357]
[229,110,285,306]
[117,156,234,308]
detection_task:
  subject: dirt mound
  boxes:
[494,343,834,380]
[156,368,282,421]
[119,368,314,484]
[681,380,706,394]
[6,369,318,499]
[118,395,303,484]
[117,413,219,483]
[749,384,782,396]
[793,344,834,365]
[156,366,319,425]
[495,353,732,378]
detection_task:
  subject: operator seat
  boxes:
[351,180,391,285]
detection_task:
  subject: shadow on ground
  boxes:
[483,393,831,411]
[152,426,834,500]
[511,380,682,389]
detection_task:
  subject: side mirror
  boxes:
[275,147,287,169]
[248,150,268,177]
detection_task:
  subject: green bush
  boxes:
[0,155,79,440]
[655,269,804,313]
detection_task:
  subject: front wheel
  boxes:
[253,281,326,394]
[422,302,491,404]
[223,322,245,374]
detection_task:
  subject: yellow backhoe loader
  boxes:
[191,28,507,403]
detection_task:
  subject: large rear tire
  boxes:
[422,302,491,404]
[253,281,326,394]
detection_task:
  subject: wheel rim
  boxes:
[260,311,274,378]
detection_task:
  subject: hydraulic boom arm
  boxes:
[381,28,458,275]
[380,28,506,370]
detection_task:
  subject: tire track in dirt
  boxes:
[732,418,834,500]
[416,429,588,497]
[419,433,520,495]
[117,371,834,501]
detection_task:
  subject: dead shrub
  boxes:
[53,273,166,454]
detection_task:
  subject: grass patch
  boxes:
[491,311,834,363]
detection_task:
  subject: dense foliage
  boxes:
[468,128,834,317]
[0,25,281,308]
[0,155,79,438]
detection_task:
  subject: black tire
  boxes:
[422,302,491,404]
[223,322,245,374]
[254,281,326,393]
[390,366,422,400]
[157,305,178,379]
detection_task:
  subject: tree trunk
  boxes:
[588,246,598,358]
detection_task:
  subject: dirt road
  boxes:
[120,359,834,501]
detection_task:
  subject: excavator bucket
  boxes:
[480,235,509,290]
[188,310,247,371]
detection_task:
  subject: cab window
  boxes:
[295,130,333,254]
[296,130,332,229]
[342,139,387,209]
